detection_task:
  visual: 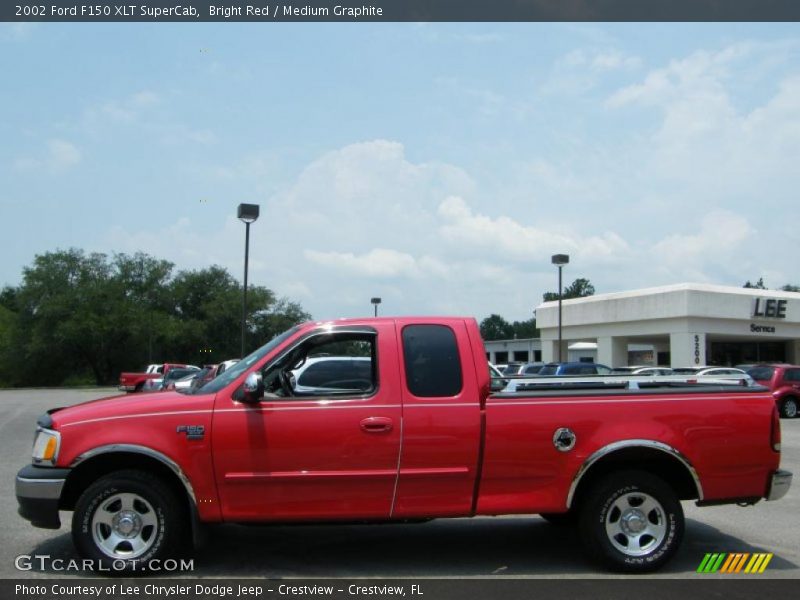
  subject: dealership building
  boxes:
[485,283,800,368]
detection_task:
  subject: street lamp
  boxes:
[371,297,382,317]
[551,254,569,362]
[238,203,260,356]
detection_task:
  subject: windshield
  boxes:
[747,366,775,381]
[192,326,301,394]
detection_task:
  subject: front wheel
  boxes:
[578,470,683,573]
[72,470,186,572]
[780,397,798,419]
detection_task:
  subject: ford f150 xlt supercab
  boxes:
[17,317,792,573]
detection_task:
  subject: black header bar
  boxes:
[4,1,800,22]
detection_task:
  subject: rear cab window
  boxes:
[402,324,462,397]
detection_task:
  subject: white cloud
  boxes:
[542,47,643,96]
[648,211,756,283]
[0,23,35,41]
[14,138,82,173]
[437,196,629,265]
[305,248,423,279]
[47,139,81,169]
[561,49,642,71]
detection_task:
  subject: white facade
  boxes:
[533,283,800,368]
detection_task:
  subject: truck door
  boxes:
[211,323,402,521]
[391,321,483,518]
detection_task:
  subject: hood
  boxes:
[48,390,213,429]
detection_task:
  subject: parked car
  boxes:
[290,356,373,395]
[672,366,753,383]
[488,362,508,392]
[171,366,213,392]
[746,364,800,418]
[140,377,164,392]
[216,358,241,375]
[118,363,198,392]
[158,366,201,390]
[611,366,674,376]
[537,362,613,376]
[518,362,546,376]
[501,363,525,376]
[171,360,243,393]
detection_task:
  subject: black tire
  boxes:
[72,470,185,573]
[539,512,576,527]
[780,397,798,419]
[578,470,684,573]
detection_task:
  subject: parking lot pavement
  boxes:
[1,388,798,579]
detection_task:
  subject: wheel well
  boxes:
[570,447,700,509]
[60,452,192,515]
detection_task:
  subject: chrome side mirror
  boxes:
[241,372,264,403]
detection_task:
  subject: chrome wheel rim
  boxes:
[605,491,667,557]
[91,492,158,559]
[786,400,797,418]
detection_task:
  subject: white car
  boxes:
[290,356,373,395]
[672,366,755,384]
[611,366,674,376]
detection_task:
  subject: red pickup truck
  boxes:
[16,317,792,573]
[118,363,195,392]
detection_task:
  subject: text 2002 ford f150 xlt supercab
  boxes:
[17,317,792,572]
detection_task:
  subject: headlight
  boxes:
[32,428,61,466]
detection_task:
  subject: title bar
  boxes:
[5,1,800,22]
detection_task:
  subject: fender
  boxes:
[70,443,197,506]
[566,439,704,509]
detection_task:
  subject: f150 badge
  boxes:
[176,425,205,440]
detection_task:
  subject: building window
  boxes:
[513,351,529,362]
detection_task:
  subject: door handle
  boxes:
[360,417,393,433]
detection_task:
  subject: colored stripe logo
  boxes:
[697,553,773,573]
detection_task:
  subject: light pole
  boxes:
[238,203,260,356]
[551,254,569,362]
[371,297,382,317]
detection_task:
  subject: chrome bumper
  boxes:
[119,385,135,391]
[767,469,792,501]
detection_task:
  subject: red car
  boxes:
[16,317,791,573]
[747,364,800,418]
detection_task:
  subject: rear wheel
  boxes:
[578,470,683,573]
[72,470,185,572]
[780,397,798,419]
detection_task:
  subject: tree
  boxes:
[0,249,313,386]
[480,314,515,341]
[511,317,539,339]
[780,284,800,292]
[543,277,596,302]
[743,278,767,289]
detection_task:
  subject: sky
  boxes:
[1,22,799,322]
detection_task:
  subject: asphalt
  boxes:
[0,388,798,579]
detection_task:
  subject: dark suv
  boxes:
[538,362,613,376]
[746,364,800,418]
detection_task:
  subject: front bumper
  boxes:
[119,384,136,391]
[16,464,71,529]
[766,469,792,501]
